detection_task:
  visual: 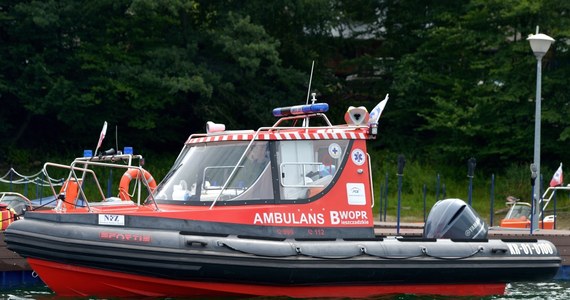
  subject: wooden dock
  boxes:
[0,233,29,272]
[1,231,42,287]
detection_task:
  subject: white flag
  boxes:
[550,163,563,187]
[368,94,389,125]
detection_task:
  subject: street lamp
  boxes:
[527,26,554,233]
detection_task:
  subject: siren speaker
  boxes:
[206,121,226,134]
[344,106,370,125]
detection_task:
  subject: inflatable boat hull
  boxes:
[5,215,560,298]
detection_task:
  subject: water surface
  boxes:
[3,281,570,299]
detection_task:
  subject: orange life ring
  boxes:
[118,168,157,200]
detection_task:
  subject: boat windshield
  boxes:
[505,203,531,220]
[154,141,272,203]
[153,139,349,204]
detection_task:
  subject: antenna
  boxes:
[305,61,315,105]
[115,125,119,154]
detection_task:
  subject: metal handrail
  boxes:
[42,154,158,212]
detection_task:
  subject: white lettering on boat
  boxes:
[252,210,369,226]
[506,243,554,255]
[253,212,325,225]
[330,210,369,225]
[98,214,125,226]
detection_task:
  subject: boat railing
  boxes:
[43,162,101,212]
[540,186,570,216]
[186,112,371,143]
[42,154,158,212]
[0,192,31,203]
[0,192,30,201]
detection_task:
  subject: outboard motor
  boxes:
[423,198,488,239]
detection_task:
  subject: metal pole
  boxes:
[378,183,383,222]
[9,166,13,192]
[436,173,440,201]
[553,190,557,229]
[396,155,405,235]
[422,184,427,222]
[532,55,543,231]
[530,163,537,235]
[467,158,476,206]
[107,169,113,198]
[383,172,389,222]
[490,174,495,227]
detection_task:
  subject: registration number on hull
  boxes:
[506,242,554,255]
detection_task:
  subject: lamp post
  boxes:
[527,26,554,232]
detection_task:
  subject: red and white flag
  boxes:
[96,121,108,150]
[550,163,563,187]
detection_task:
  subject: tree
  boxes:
[386,0,570,170]
[0,0,309,156]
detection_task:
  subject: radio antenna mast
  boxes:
[305,61,315,105]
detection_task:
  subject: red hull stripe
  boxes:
[28,258,506,298]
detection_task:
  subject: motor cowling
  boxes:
[423,198,488,239]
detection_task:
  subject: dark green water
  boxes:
[2,281,570,300]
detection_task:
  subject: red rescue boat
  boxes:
[5,96,560,298]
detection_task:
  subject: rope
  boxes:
[419,245,485,260]
[360,247,427,260]
[218,241,298,258]
[0,168,65,186]
[219,241,484,260]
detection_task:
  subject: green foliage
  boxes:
[386,0,570,170]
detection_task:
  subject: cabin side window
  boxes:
[276,140,348,200]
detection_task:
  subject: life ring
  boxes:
[118,168,157,200]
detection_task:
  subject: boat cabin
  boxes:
[155,138,349,204]
[43,99,386,239]
[147,101,382,238]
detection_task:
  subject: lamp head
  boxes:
[527,32,555,57]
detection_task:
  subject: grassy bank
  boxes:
[369,149,570,226]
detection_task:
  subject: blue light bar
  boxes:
[272,103,329,117]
